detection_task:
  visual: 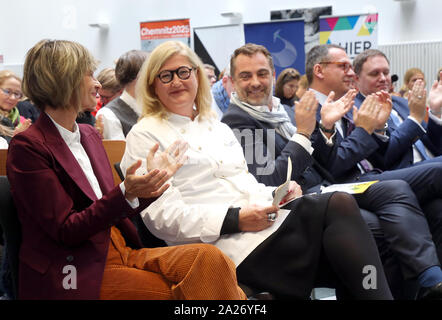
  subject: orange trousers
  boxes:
[100,227,246,300]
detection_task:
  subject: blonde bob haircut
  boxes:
[22,39,98,112]
[137,41,214,120]
[0,70,21,87]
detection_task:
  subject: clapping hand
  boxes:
[294,90,319,137]
[373,90,392,130]
[408,79,427,123]
[429,71,442,118]
[353,94,382,134]
[124,140,188,201]
[321,89,357,129]
[146,140,189,176]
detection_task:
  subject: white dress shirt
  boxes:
[47,113,103,199]
[47,113,137,207]
[121,112,291,265]
[96,90,142,140]
[0,136,8,149]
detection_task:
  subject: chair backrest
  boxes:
[0,149,7,176]
[102,140,126,186]
[0,176,21,299]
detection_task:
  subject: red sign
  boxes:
[140,19,190,41]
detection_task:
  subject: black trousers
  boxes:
[237,192,392,300]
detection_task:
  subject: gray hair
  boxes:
[305,44,344,85]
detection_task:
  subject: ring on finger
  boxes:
[417,96,423,99]
[267,213,276,222]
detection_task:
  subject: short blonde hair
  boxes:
[137,41,214,120]
[22,39,98,112]
[403,68,425,85]
[0,70,21,87]
[97,68,122,92]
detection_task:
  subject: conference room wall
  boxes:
[0,0,440,76]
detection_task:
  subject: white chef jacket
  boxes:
[120,112,291,265]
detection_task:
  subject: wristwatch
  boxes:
[319,121,335,134]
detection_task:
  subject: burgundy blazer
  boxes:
[6,112,148,300]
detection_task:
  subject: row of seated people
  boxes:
[1,38,442,300]
[114,42,442,299]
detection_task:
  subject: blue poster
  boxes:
[244,19,305,76]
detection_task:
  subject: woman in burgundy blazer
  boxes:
[6,39,245,300]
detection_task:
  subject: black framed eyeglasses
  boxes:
[157,66,196,84]
[0,88,23,99]
[320,61,353,73]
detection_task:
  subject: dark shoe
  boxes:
[416,282,442,300]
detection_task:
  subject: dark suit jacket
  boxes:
[313,103,382,182]
[221,103,334,191]
[6,112,150,300]
[354,93,442,170]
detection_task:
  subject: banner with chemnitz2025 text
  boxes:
[140,18,191,52]
[319,13,378,60]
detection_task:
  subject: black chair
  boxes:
[0,176,21,299]
[114,162,124,184]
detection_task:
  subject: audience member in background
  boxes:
[121,40,393,300]
[353,49,441,170]
[6,39,246,300]
[96,50,148,140]
[95,67,124,115]
[0,71,32,140]
[274,68,301,107]
[296,74,309,100]
[399,68,426,99]
[76,106,96,127]
[212,66,234,113]
[204,63,217,86]
[16,99,40,123]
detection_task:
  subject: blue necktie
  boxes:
[389,111,430,160]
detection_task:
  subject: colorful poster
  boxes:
[271,6,332,58]
[244,19,305,76]
[319,14,378,59]
[140,19,191,52]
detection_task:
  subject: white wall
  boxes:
[0,0,441,75]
